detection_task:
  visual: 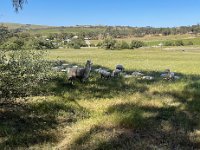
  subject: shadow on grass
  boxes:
[46,65,156,101]
[66,72,200,149]
[0,97,90,149]
[45,66,195,101]
[2,65,200,149]
[69,104,200,149]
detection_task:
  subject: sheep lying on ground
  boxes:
[52,66,63,72]
[67,60,92,83]
[142,76,154,80]
[161,69,180,80]
[132,72,144,77]
[96,68,112,79]
[112,69,122,77]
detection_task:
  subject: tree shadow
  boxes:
[68,102,200,149]
[66,72,200,149]
[0,97,90,149]
[46,65,153,101]
[47,67,195,102]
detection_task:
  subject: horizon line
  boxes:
[1,21,200,28]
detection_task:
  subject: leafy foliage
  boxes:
[120,41,130,49]
[0,27,51,100]
[164,41,174,46]
[130,40,145,49]
[174,40,184,46]
[0,26,10,43]
[68,38,87,49]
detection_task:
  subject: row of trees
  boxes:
[0,27,60,50]
[12,24,200,41]
[164,40,193,46]
[98,38,145,50]
[26,24,200,40]
[101,25,200,38]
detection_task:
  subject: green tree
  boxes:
[0,48,50,100]
[0,25,51,100]
[175,40,184,46]
[0,26,10,43]
[102,38,117,50]
[1,37,25,51]
[120,41,129,49]
[68,38,87,49]
[164,41,174,46]
[130,40,144,49]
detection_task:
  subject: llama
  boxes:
[67,60,92,83]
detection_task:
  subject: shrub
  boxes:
[102,38,117,50]
[68,38,87,49]
[90,43,95,47]
[120,41,129,49]
[0,48,50,100]
[0,26,10,43]
[130,40,144,49]
[73,43,81,49]
[30,39,58,50]
[1,38,25,51]
[187,41,193,45]
[164,41,174,46]
[96,42,103,48]
[175,40,184,46]
[114,42,122,50]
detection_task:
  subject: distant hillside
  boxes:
[0,22,52,30]
[1,22,200,39]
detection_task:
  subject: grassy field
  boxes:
[91,34,200,46]
[1,47,200,149]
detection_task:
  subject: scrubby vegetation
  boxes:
[99,38,144,50]
[0,27,51,100]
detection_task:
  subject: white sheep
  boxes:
[132,72,144,77]
[96,68,112,79]
[124,74,133,78]
[112,69,122,77]
[142,76,154,80]
[161,69,179,80]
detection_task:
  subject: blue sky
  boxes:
[0,0,200,27]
